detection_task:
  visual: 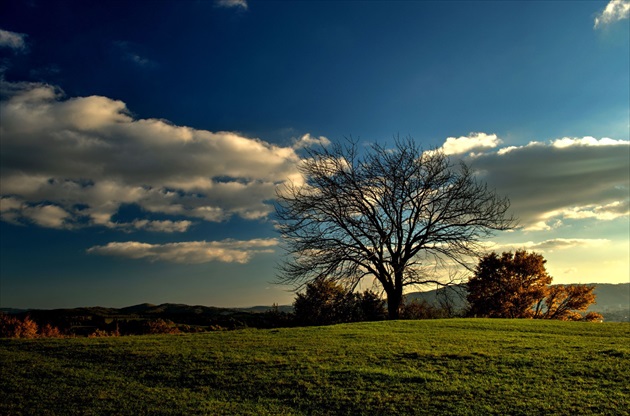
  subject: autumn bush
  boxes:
[0,314,63,338]
[467,250,598,320]
[39,323,64,338]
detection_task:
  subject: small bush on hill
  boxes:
[144,319,181,334]
[88,328,120,338]
[293,279,386,326]
[400,299,447,319]
[0,314,64,338]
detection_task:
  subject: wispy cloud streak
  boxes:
[87,238,278,264]
[215,0,248,11]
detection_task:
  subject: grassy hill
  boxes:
[1,319,628,415]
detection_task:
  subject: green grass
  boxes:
[1,319,629,415]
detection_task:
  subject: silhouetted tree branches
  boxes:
[276,138,515,318]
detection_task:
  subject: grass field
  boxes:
[1,319,629,415]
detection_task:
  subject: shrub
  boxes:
[144,319,180,334]
[39,324,64,338]
[400,299,447,320]
[583,312,604,322]
[294,279,386,326]
[0,314,39,338]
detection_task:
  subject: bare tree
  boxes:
[276,138,514,319]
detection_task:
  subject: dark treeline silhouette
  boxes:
[0,304,296,338]
[2,277,624,338]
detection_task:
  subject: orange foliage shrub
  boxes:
[0,314,39,338]
[468,251,551,318]
[467,250,599,321]
[537,284,597,320]
[0,314,65,338]
[39,323,64,338]
[583,312,604,322]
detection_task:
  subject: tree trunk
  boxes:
[387,288,403,320]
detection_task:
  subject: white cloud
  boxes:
[0,81,305,230]
[436,132,501,156]
[552,136,628,148]
[215,0,248,10]
[0,28,26,51]
[87,238,278,264]
[594,0,630,28]
[293,133,331,149]
[541,201,629,221]
[460,135,630,229]
[127,219,194,233]
[485,238,610,253]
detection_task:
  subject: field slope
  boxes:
[1,319,629,415]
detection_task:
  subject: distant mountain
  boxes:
[0,308,29,315]
[236,305,294,314]
[404,285,468,310]
[587,283,630,312]
[1,302,298,335]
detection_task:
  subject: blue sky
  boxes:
[1,0,628,309]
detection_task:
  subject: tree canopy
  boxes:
[276,138,514,318]
[467,250,598,320]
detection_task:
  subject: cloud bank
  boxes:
[594,0,630,28]
[87,238,278,264]
[1,79,627,243]
[445,134,629,230]
[0,80,311,230]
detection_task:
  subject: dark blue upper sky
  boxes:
[1,0,628,308]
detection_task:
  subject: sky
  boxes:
[0,0,628,309]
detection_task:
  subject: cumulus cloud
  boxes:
[0,28,27,51]
[0,81,310,230]
[433,132,501,156]
[215,0,248,10]
[87,238,278,264]
[594,0,630,28]
[460,136,630,230]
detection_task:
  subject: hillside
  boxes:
[588,283,630,311]
[1,302,293,336]
[2,283,627,332]
[1,319,628,415]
